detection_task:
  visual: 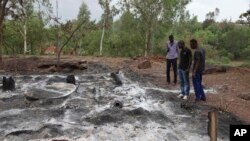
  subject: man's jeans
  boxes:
[178,69,190,96]
[166,58,177,84]
[192,72,206,100]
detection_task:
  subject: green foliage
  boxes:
[1,0,250,66]
[219,26,250,59]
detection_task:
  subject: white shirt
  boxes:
[166,41,179,59]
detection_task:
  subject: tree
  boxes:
[128,0,163,56]
[98,0,118,56]
[203,8,220,29]
[0,0,22,63]
[119,0,190,56]
[75,2,93,54]
[56,2,95,68]
[77,2,91,23]
[0,0,51,64]
[240,8,250,25]
[108,11,144,57]
[14,0,34,55]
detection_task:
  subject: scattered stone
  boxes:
[66,75,76,85]
[2,76,15,91]
[138,60,151,69]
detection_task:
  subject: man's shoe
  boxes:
[177,94,184,98]
[183,96,188,100]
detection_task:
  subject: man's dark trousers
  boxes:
[166,58,177,84]
[193,72,206,100]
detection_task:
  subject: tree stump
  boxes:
[66,75,76,85]
[2,76,15,91]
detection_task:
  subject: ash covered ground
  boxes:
[0,63,242,141]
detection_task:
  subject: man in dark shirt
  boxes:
[190,39,206,101]
[177,40,192,100]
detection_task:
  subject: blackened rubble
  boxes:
[0,62,244,141]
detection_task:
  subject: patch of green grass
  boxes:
[206,57,232,66]
[239,61,250,68]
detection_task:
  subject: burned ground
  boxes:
[0,56,248,140]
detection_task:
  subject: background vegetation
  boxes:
[0,0,249,65]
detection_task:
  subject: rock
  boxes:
[66,75,76,85]
[2,76,15,91]
[138,60,151,69]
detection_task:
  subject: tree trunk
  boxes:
[56,19,87,69]
[144,30,148,57]
[0,0,8,66]
[23,19,27,55]
[0,22,3,65]
[144,28,152,57]
[100,18,105,56]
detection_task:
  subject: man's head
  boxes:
[190,39,198,49]
[178,40,185,49]
[169,35,174,43]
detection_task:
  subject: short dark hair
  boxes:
[169,35,174,39]
[190,39,198,44]
[178,40,185,46]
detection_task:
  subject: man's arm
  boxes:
[193,60,200,74]
[176,42,180,54]
[192,51,201,77]
[188,50,192,71]
[166,42,169,54]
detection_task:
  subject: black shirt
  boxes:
[179,47,192,70]
[193,47,205,73]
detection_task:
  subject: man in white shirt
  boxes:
[166,35,179,85]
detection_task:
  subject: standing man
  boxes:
[190,39,206,101]
[177,40,192,100]
[166,35,179,85]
